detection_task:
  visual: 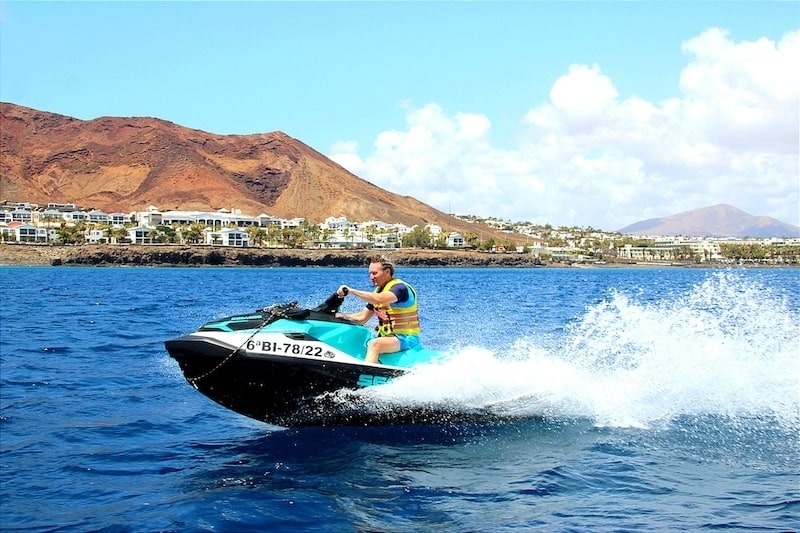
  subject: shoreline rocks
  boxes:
[0,244,553,268]
[6,243,778,269]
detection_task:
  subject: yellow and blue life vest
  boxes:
[373,278,420,336]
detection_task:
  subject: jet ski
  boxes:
[165,291,447,427]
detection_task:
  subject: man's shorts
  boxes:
[394,333,421,351]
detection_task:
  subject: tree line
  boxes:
[10,220,798,263]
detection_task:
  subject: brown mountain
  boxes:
[617,204,800,238]
[1,102,513,240]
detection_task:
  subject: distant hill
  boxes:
[0,102,518,241]
[617,204,800,238]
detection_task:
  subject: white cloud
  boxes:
[329,29,800,230]
[549,64,618,119]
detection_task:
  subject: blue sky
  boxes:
[2,1,798,231]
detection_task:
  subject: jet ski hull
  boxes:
[166,333,412,427]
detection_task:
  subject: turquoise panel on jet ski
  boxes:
[262,318,440,367]
[378,346,441,368]
[263,319,372,359]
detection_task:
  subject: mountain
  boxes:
[0,102,514,240]
[617,204,800,238]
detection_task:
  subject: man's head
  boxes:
[368,256,394,287]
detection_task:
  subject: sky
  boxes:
[1,1,798,231]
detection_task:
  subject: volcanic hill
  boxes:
[0,102,514,240]
[616,204,800,238]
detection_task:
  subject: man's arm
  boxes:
[337,285,399,306]
[337,306,375,324]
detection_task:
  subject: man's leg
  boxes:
[365,336,401,364]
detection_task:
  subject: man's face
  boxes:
[368,262,392,287]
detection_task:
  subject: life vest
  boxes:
[373,278,421,336]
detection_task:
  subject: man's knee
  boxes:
[366,336,400,363]
[370,336,400,354]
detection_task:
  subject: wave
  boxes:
[352,271,800,430]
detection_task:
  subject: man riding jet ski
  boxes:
[164,256,446,427]
[335,255,423,364]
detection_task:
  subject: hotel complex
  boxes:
[1,201,798,264]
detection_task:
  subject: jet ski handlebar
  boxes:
[311,291,346,315]
[256,291,345,320]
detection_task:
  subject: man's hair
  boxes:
[370,255,395,276]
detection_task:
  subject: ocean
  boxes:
[1,266,798,532]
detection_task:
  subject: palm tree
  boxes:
[94,222,111,244]
[300,221,321,246]
[246,226,267,247]
[111,226,128,244]
[183,223,204,244]
[321,228,334,248]
[266,224,281,248]
[402,227,433,248]
[281,228,304,248]
[365,225,376,246]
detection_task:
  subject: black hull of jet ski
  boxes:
[166,335,407,427]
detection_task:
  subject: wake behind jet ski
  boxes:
[165,291,452,427]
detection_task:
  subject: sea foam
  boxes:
[357,271,800,430]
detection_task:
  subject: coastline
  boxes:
[0,243,556,268]
[0,242,783,268]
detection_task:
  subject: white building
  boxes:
[204,227,250,247]
[86,228,108,244]
[321,216,354,231]
[161,209,261,228]
[425,224,443,237]
[446,232,465,247]
[109,213,130,226]
[137,207,163,227]
[128,226,153,245]
[63,211,88,223]
[87,210,109,224]
[280,217,305,229]
[1,222,43,242]
[10,209,32,223]
[653,237,723,261]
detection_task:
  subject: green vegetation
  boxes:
[3,207,797,265]
[401,227,433,248]
[720,243,800,263]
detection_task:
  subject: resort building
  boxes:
[128,226,153,245]
[204,228,250,247]
[1,222,49,242]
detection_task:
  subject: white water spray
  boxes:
[356,271,800,429]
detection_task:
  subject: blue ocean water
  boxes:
[1,266,798,532]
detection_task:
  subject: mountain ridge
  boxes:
[617,204,799,238]
[0,102,513,240]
